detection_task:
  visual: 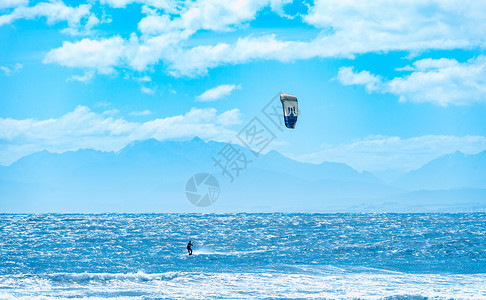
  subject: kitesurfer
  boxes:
[187,241,193,255]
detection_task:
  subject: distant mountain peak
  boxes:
[394,150,486,190]
[191,136,204,143]
[121,138,162,153]
[127,138,159,146]
[264,150,286,159]
[450,150,465,156]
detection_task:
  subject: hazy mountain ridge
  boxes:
[0,138,484,212]
[394,150,486,190]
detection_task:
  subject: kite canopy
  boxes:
[280,93,298,129]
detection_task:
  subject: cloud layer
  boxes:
[292,135,486,172]
[196,84,241,102]
[0,63,22,76]
[0,106,242,165]
[30,0,486,77]
[304,0,486,53]
[338,56,486,106]
[0,1,98,34]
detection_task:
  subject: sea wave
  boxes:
[0,271,485,299]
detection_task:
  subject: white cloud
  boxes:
[140,86,155,94]
[388,56,486,106]
[137,0,286,35]
[395,65,415,72]
[0,0,27,9]
[0,105,242,165]
[167,35,312,76]
[67,70,94,83]
[102,108,120,115]
[175,0,262,32]
[291,135,486,172]
[137,14,175,35]
[0,63,22,76]
[44,37,126,74]
[60,14,100,35]
[304,0,486,54]
[99,0,134,8]
[0,1,96,32]
[196,84,241,102]
[216,108,241,126]
[44,31,190,74]
[137,75,151,82]
[99,0,179,11]
[129,110,152,116]
[337,67,382,93]
[42,33,298,76]
[126,31,191,71]
[337,56,486,106]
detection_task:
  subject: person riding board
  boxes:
[187,241,193,255]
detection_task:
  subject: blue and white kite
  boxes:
[280,93,298,129]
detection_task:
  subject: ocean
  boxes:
[0,213,485,299]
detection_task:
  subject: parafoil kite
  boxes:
[280,93,298,129]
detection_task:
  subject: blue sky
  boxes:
[1,0,486,172]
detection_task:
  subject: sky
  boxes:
[1,0,486,172]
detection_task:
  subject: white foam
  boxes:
[191,249,267,256]
[1,271,485,299]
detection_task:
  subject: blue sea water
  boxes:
[0,213,485,299]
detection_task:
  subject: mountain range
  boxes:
[0,138,485,212]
